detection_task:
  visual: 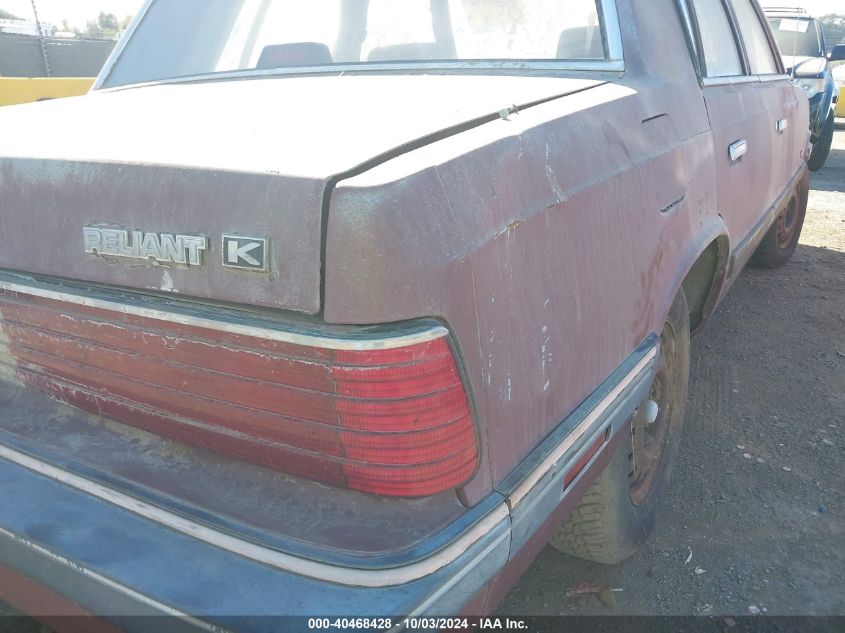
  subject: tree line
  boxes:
[820,14,845,49]
[68,12,133,39]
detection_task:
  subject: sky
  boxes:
[1,0,842,30]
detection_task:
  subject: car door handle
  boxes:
[776,119,788,133]
[729,139,747,162]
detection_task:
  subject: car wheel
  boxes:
[807,112,835,172]
[750,181,808,269]
[548,290,690,564]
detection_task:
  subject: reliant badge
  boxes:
[84,227,208,266]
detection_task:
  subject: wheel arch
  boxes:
[680,234,731,335]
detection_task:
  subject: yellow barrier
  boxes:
[0,77,94,107]
[837,86,844,118]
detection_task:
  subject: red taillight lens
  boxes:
[0,284,478,497]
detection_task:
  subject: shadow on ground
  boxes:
[809,147,844,193]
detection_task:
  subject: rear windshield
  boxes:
[767,17,822,58]
[102,0,608,88]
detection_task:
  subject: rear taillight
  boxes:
[0,281,478,497]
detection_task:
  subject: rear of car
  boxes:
[0,0,627,627]
[0,0,812,628]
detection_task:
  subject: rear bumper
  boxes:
[0,448,509,631]
[0,338,657,630]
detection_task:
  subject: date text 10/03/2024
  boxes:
[307,618,530,630]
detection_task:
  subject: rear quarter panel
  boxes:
[326,0,728,498]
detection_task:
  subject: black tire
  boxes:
[808,112,835,172]
[549,290,690,564]
[750,180,808,269]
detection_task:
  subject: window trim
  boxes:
[677,0,788,86]
[684,0,748,79]
[730,0,786,76]
[93,0,626,91]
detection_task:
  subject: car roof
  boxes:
[763,6,815,18]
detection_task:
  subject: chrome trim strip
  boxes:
[0,278,447,351]
[758,73,792,83]
[98,60,624,93]
[702,75,759,87]
[600,0,625,64]
[507,346,658,509]
[0,525,225,631]
[702,74,791,87]
[405,529,510,619]
[91,0,155,91]
[0,443,509,588]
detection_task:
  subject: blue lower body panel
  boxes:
[0,454,509,632]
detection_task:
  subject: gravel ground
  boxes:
[498,125,845,617]
[1,130,843,629]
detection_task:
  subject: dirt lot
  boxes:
[1,131,843,630]
[498,126,845,617]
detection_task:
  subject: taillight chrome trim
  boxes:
[0,441,508,587]
[0,274,447,351]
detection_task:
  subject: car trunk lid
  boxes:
[0,74,600,314]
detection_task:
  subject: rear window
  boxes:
[104,0,609,88]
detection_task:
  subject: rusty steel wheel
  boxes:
[628,317,683,506]
[550,291,690,564]
[776,196,800,252]
[751,180,808,269]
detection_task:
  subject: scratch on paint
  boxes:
[496,220,520,245]
[541,334,552,379]
[545,142,566,204]
[540,325,553,390]
[506,374,512,401]
[160,271,176,293]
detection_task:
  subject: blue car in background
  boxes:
[765,6,845,171]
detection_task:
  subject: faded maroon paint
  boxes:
[328,5,696,498]
[0,0,811,614]
[324,0,808,504]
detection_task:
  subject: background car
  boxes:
[834,58,845,118]
[765,7,845,170]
